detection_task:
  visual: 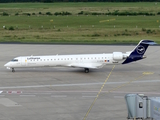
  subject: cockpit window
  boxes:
[11,59,18,62]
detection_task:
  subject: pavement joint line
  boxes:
[19,95,36,97]
[83,65,115,120]
[0,79,159,90]
[51,95,67,97]
[82,93,97,94]
[82,96,97,98]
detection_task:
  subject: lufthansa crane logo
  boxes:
[136,45,145,54]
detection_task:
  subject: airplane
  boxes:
[4,40,156,73]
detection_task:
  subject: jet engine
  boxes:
[113,52,127,61]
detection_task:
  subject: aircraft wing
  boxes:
[69,63,104,69]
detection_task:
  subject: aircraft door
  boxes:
[21,57,27,66]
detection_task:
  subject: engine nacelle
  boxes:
[113,52,125,61]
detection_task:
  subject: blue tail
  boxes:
[122,40,156,64]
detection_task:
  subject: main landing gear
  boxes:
[84,68,89,73]
[12,68,15,72]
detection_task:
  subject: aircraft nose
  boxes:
[4,62,10,67]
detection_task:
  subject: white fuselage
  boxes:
[4,53,127,69]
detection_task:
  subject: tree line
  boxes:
[0,0,160,3]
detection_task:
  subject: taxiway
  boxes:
[0,44,159,120]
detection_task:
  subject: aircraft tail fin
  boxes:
[122,40,156,64]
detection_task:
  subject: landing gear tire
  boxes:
[84,68,89,73]
[12,68,15,73]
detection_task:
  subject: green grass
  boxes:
[0,2,160,44]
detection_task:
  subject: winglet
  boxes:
[122,40,156,64]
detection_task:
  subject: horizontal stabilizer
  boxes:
[140,40,156,45]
